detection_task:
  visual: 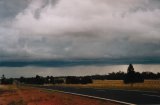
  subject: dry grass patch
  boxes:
[56,80,160,91]
[0,85,121,105]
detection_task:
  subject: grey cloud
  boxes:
[0,0,160,62]
[0,0,29,21]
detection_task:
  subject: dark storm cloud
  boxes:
[0,0,160,66]
[0,0,29,20]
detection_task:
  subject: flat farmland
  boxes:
[56,80,160,91]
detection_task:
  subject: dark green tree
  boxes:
[124,64,144,86]
[35,75,44,84]
[1,74,6,84]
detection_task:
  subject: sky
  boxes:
[1,64,160,78]
[0,0,160,67]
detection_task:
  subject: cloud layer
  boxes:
[0,0,160,62]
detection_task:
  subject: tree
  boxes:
[1,74,13,84]
[66,76,80,84]
[80,76,93,84]
[124,64,144,86]
[50,76,55,84]
[1,74,6,84]
[19,76,25,83]
[35,75,44,84]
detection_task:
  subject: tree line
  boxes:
[0,75,93,85]
[90,71,160,80]
[1,64,160,85]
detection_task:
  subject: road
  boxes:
[35,85,160,105]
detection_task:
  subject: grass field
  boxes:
[56,80,160,92]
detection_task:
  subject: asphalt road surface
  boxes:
[35,85,160,105]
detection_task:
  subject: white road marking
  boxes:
[142,94,160,98]
[44,88,136,105]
